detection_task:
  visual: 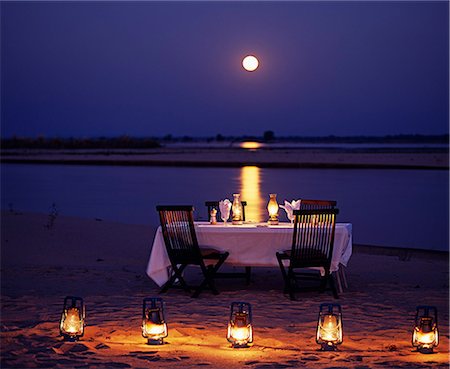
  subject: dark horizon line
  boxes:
[2,133,449,141]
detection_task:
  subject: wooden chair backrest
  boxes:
[300,199,337,210]
[156,205,203,265]
[290,208,339,270]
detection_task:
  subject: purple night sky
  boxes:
[1,1,449,138]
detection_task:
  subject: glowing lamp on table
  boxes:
[232,193,244,225]
[412,305,439,354]
[227,302,253,348]
[59,296,85,341]
[316,303,343,351]
[267,194,279,225]
[142,297,168,345]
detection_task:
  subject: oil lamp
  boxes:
[142,297,168,345]
[232,193,243,224]
[412,305,439,354]
[267,194,279,225]
[59,296,85,341]
[227,302,253,348]
[316,303,343,351]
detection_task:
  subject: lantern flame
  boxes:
[412,307,439,353]
[228,315,252,345]
[143,321,167,338]
[318,314,342,343]
[59,296,85,341]
[414,329,437,346]
[227,302,253,348]
[62,308,82,334]
[142,298,168,345]
[316,304,343,350]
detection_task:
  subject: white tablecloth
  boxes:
[146,222,352,287]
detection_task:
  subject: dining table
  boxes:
[146,221,352,290]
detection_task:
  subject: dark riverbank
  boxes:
[1,147,448,169]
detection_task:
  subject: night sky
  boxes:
[1,1,449,138]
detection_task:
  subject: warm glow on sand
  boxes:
[2,212,449,369]
[242,55,259,71]
[240,166,263,222]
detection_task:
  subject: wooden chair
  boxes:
[205,201,251,284]
[299,200,347,292]
[156,205,229,298]
[276,208,340,300]
[205,200,247,222]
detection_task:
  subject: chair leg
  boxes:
[193,270,218,298]
[159,264,190,294]
[159,275,175,294]
[329,273,339,299]
[319,275,327,292]
[339,265,348,289]
[276,253,289,289]
[334,270,344,294]
[245,266,251,285]
[193,252,229,298]
[286,269,296,300]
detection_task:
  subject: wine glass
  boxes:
[221,209,230,225]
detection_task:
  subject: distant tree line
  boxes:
[1,135,161,149]
[161,133,448,144]
[274,134,449,144]
[1,133,448,149]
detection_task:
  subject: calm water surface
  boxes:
[1,164,448,251]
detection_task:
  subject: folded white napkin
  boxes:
[280,199,301,222]
[219,199,232,221]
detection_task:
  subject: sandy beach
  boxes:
[1,147,448,169]
[1,211,448,368]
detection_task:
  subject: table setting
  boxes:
[147,193,353,290]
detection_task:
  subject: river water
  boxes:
[1,163,448,251]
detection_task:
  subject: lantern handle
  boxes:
[62,296,85,319]
[415,305,438,325]
[319,303,342,315]
[230,302,252,321]
[143,297,164,318]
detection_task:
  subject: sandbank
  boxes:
[1,147,448,169]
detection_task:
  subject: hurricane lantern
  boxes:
[59,296,85,341]
[316,303,343,351]
[232,193,244,225]
[142,297,168,345]
[227,302,253,348]
[412,305,438,354]
[267,194,279,225]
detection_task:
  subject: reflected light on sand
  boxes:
[240,166,264,222]
[239,141,264,150]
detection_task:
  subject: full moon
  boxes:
[242,55,259,72]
